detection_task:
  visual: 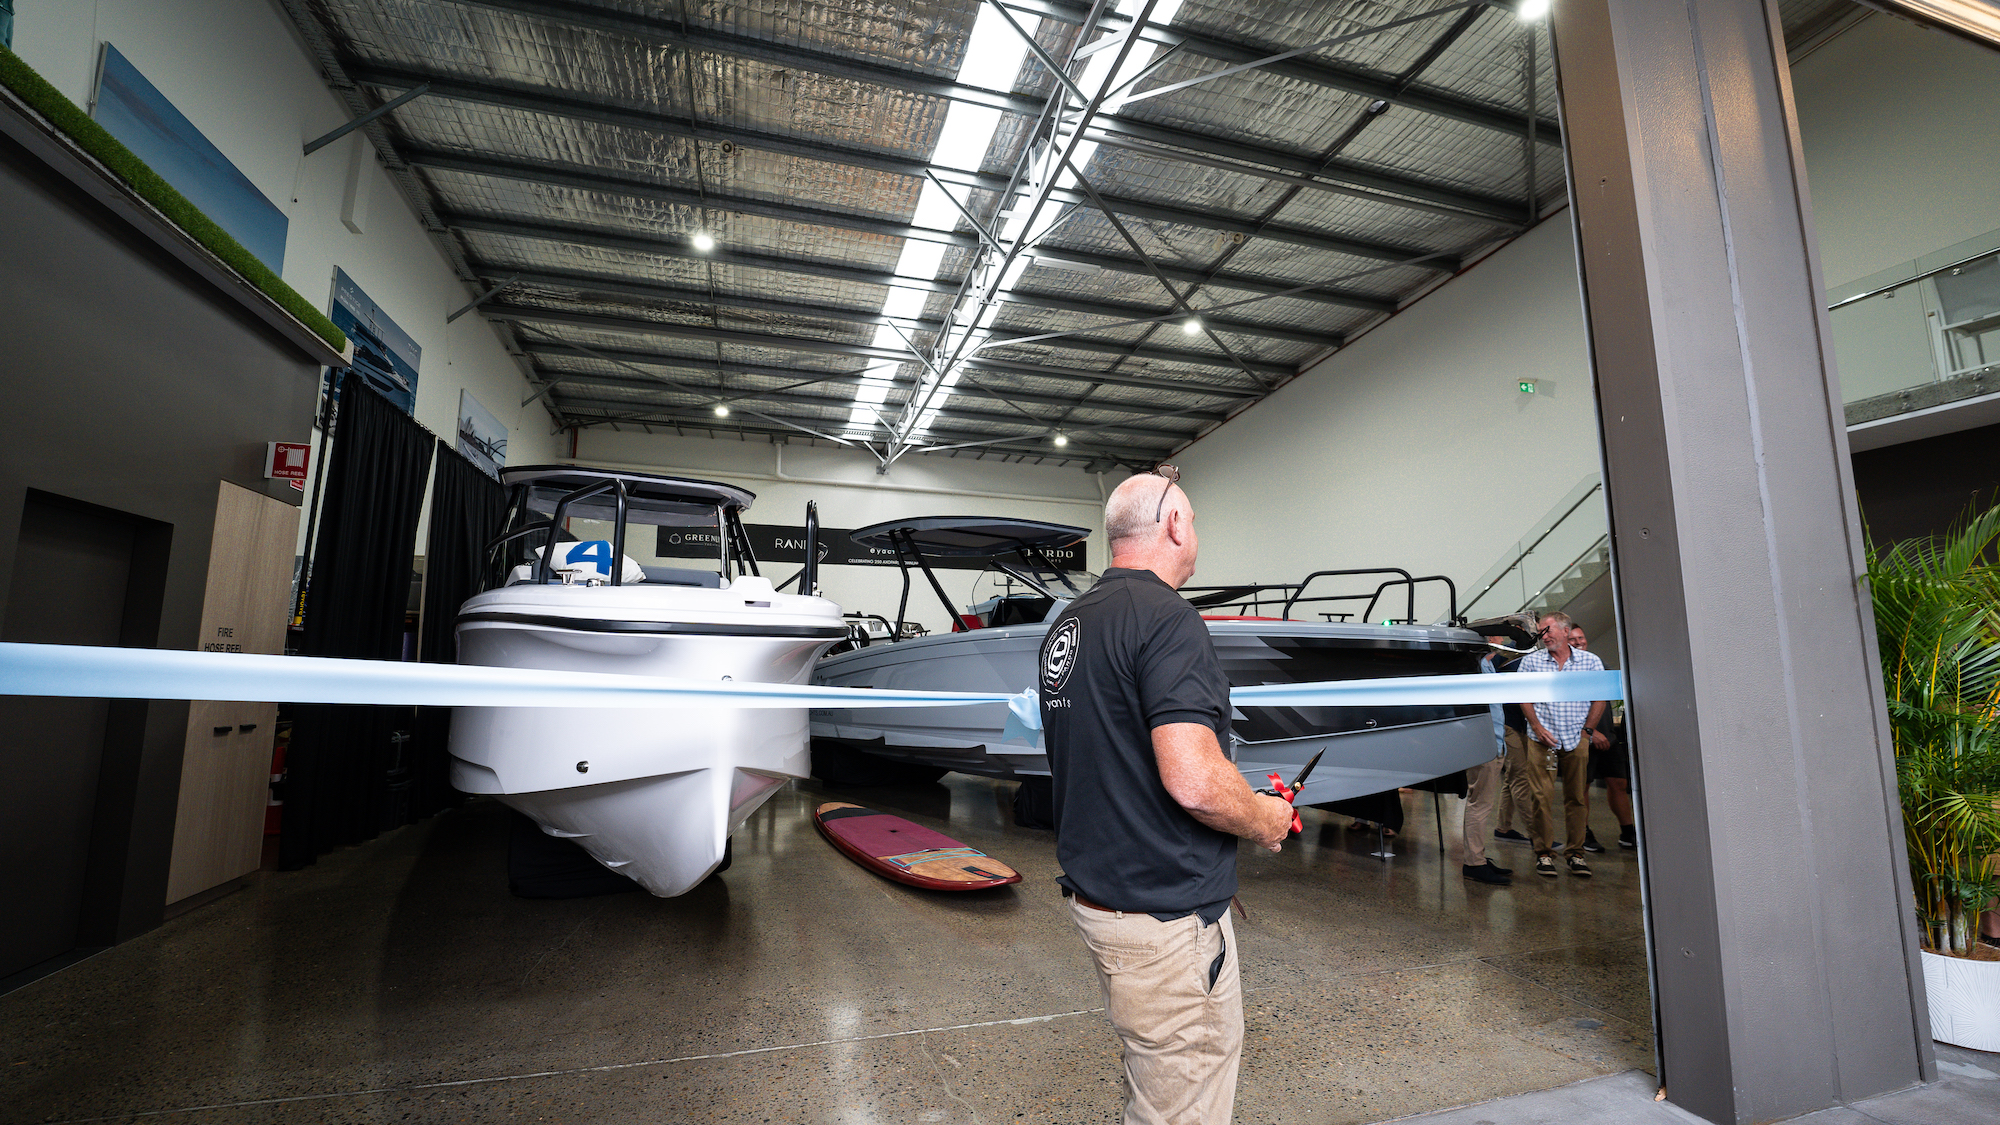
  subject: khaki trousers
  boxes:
[1495,752,1519,834]
[1530,734,1592,859]
[1461,755,1503,866]
[1068,898,1242,1125]
[1504,727,1554,855]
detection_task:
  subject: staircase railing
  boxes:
[1520,533,1610,615]
[1461,474,1609,620]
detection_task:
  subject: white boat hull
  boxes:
[451,580,843,896]
[811,620,1497,805]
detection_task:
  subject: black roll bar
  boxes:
[899,527,965,632]
[1019,542,1083,595]
[803,501,819,596]
[1283,568,1414,622]
[1356,574,1459,626]
[535,479,619,584]
[891,537,914,639]
[725,510,761,578]
[609,479,628,585]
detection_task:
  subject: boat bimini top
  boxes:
[486,465,810,591]
[848,515,1091,637]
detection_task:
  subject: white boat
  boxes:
[809,517,1499,807]
[449,467,846,896]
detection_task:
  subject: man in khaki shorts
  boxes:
[1039,466,1293,1125]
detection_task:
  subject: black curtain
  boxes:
[281,377,435,869]
[413,443,507,814]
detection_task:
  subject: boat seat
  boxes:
[641,564,724,588]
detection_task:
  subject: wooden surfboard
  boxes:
[813,802,1022,891]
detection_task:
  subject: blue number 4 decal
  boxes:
[568,540,615,575]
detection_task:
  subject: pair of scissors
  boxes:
[1261,748,1326,835]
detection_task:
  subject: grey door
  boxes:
[0,494,139,979]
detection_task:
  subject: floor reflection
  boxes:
[0,777,1652,1124]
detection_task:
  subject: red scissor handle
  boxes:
[1267,772,1303,834]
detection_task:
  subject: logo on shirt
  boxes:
[1042,618,1080,694]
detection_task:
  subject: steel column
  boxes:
[1551,1,1930,1121]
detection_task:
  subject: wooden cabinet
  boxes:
[165,481,298,905]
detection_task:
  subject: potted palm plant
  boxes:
[1868,503,2000,1051]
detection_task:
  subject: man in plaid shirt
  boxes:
[1519,611,1608,878]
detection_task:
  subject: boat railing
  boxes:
[1182,570,1461,625]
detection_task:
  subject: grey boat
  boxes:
[808,517,1500,807]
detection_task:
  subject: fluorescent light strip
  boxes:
[848,6,1035,437]
[912,0,1188,437]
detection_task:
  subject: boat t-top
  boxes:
[810,516,1498,807]
[449,466,846,896]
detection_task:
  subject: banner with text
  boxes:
[657,524,1086,572]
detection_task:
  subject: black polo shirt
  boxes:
[1040,567,1235,916]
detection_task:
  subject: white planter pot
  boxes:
[1921,948,2000,1051]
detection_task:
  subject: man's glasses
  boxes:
[1151,463,1181,522]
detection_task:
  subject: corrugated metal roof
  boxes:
[282,0,1857,468]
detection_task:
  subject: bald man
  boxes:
[1040,467,1293,1125]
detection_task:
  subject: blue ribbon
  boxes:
[0,642,1622,739]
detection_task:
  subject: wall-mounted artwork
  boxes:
[92,44,288,272]
[325,268,421,418]
[456,389,507,480]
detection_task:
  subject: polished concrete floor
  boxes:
[1,777,1654,1124]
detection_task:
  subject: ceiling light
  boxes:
[690,231,716,252]
[712,404,730,417]
[1181,318,1202,335]
[1053,433,1069,447]
[1518,0,1550,19]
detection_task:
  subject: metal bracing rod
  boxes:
[537,372,1198,440]
[410,147,977,249]
[484,303,1289,382]
[516,325,866,451]
[907,4,1111,410]
[953,367,1065,429]
[478,264,1350,348]
[520,345,1233,420]
[445,211,1395,317]
[1059,155,1274,389]
[520,378,560,408]
[446,274,519,323]
[1119,3,1480,107]
[570,396,881,457]
[1082,132,1509,229]
[1002,0,1560,145]
[983,0,1094,110]
[908,0,1165,444]
[302,82,429,155]
[1522,21,1539,222]
[1049,6,1490,404]
[364,63,1501,240]
[922,172,1005,252]
[517,335,1258,401]
[447,0,1554,186]
[555,401,1158,461]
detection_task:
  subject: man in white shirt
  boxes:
[1518,612,1607,878]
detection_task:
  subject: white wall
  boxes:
[11,0,561,491]
[1173,217,1600,622]
[1791,13,2000,402]
[1169,17,2000,618]
[1789,14,2000,289]
[569,432,1107,634]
